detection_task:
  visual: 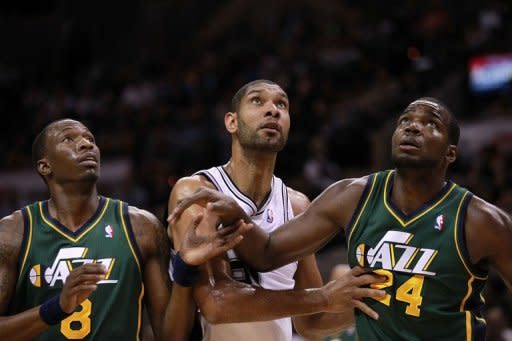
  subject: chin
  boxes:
[81,171,100,182]
[392,156,436,169]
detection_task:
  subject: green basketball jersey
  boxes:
[347,170,487,341]
[9,196,144,340]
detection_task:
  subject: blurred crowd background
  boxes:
[1,0,511,339]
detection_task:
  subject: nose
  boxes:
[264,101,280,118]
[404,120,421,134]
[77,137,94,151]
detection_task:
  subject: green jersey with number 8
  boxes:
[9,196,144,340]
[347,170,487,341]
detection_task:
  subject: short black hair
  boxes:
[32,124,51,167]
[31,118,79,167]
[230,79,280,113]
[408,97,460,145]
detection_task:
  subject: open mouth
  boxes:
[261,122,281,132]
[78,153,98,164]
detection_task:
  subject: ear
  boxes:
[37,158,51,178]
[446,145,457,164]
[225,112,238,133]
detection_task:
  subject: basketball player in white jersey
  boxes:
[168,80,384,340]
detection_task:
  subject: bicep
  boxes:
[129,209,172,336]
[168,178,214,250]
[466,199,512,289]
[293,255,323,289]
[0,215,23,314]
[0,255,17,315]
[486,214,512,289]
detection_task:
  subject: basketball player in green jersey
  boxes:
[171,97,512,340]
[0,119,250,340]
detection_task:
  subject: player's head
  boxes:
[226,79,290,152]
[391,97,459,170]
[32,119,100,185]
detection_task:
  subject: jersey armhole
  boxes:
[455,192,488,279]
[18,206,33,278]
[120,202,144,275]
[195,171,220,190]
[346,173,377,244]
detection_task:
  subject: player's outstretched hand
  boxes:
[321,266,386,320]
[179,208,253,266]
[59,264,107,313]
[168,187,247,226]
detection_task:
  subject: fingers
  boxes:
[352,287,386,300]
[61,264,107,313]
[168,187,214,224]
[350,266,368,276]
[64,264,107,288]
[353,299,379,320]
[354,273,387,287]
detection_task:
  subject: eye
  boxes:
[251,97,262,105]
[398,117,409,126]
[62,136,72,142]
[276,101,287,109]
[85,135,95,143]
[426,121,438,128]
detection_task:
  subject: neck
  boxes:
[392,168,447,215]
[225,145,277,207]
[47,182,100,232]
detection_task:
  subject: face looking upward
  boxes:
[227,82,290,153]
[391,100,457,170]
[37,119,101,184]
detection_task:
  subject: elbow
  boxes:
[197,288,230,324]
[198,298,221,324]
[293,317,320,340]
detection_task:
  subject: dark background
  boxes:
[1,1,511,338]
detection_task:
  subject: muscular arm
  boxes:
[235,177,368,271]
[0,211,53,339]
[172,177,382,324]
[128,207,172,341]
[172,177,330,324]
[465,196,512,289]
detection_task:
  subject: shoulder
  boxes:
[170,175,217,201]
[286,187,310,215]
[0,210,24,263]
[127,205,164,232]
[303,175,371,228]
[0,210,24,238]
[127,205,167,260]
[466,195,511,232]
[465,194,512,262]
[323,175,370,199]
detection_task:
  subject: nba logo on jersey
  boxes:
[266,208,274,223]
[105,225,114,238]
[434,215,444,231]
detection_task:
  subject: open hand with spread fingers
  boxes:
[321,266,386,320]
[168,187,247,227]
[178,207,253,266]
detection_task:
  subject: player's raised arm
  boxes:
[170,177,368,271]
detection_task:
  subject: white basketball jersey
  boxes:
[196,166,298,341]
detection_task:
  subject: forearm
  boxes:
[162,283,196,341]
[0,306,51,340]
[293,311,354,339]
[196,279,328,324]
